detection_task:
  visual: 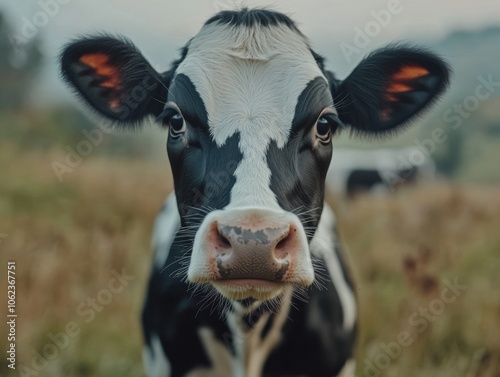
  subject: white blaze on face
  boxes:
[175,22,327,209]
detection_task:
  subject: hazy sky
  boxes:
[1,0,499,103]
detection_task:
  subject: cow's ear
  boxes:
[60,36,168,126]
[333,45,450,135]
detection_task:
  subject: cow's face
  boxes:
[165,20,335,300]
[60,9,450,302]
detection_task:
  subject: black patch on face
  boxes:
[267,77,334,236]
[267,139,328,238]
[291,76,333,133]
[169,132,242,224]
[168,73,208,128]
[166,73,243,225]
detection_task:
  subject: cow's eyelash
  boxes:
[319,114,347,130]
[156,107,180,124]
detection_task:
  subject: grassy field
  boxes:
[1,143,499,377]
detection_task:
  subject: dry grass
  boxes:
[332,185,500,376]
[0,147,171,377]
[1,146,499,377]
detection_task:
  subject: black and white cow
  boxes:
[327,147,437,196]
[60,9,450,377]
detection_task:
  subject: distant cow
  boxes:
[327,148,437,196]
[60,8,449,377]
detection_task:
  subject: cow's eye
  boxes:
[157,106,186,137]
[169,113,185,135]
[314,113,344,144]
[316,117,331,138]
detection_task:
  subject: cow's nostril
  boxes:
[217,231,231,248]
[212,222,232,250]
[276,236,288,250]
[275,226,292,259]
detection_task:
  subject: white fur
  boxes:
[310,204,357,331]
[227,288,293,377]
[176,22,328,209]
[152,194,179,269]
[143,334,171,377]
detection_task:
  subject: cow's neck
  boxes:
[227,289,293,377]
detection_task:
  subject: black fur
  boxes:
[347,169,384,196]
[334,44,451,135]
[205,8,300,33]
[268,78,334,239]
[142,246,233,376]
[165,74,242,219]
[290,77,333,133]
[60,35,168,126]
[168,74,209,128]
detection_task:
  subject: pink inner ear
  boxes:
[79,53,122,105]
[394,65,429,80]
[381,65,430,120]
[388,83,413,93]
[79,53,121,110]
[387,65,430,94]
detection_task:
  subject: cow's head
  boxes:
[60,9,450,302]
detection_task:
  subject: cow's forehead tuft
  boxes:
[186,20,311,62]
[204,8,301,32]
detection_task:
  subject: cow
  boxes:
[59,8,450,377]
[327,147,437,197]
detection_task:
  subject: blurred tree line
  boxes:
[0,10,163,158]
[0,11,42,109]
[435,126,464,177]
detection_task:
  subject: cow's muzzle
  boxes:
[188,208,314,300]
